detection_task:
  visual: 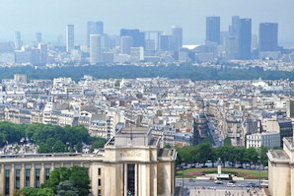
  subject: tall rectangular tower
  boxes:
[87,21,104,46]
[14,31,22,50]
[66,24,74,53]
[238,18,252,59]
[171,26,183,51]
[35,32,42,44]
[206,16,221,45]
[259,23,278,52]
[90,34,103,65]
[120,29,145,47]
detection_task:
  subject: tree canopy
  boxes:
[0,65,294,82]
[176,143,269,167]
[21,166,90,196]
[0,122,107,153]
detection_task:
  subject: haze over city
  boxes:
[1,0,294,196]
[0,0,294,45]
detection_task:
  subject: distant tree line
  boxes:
[0,121,107,153]
[0,64,294,81]
[175,140,269,167]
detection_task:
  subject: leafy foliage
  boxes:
[224,137,232,146]
[176,143,268,167]
[21,187,54,196]
[0,122,106,153]
[43,166,90,196]
[56,181,78,196]
[0,65,294,82]
[21,166,89,196]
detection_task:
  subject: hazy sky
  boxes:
[0,0,293,45]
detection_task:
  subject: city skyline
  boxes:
[0,0,293,45]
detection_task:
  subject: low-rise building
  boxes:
[246,132,280,149]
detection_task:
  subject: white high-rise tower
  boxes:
[90,34,103,65]
[66,24,74,53]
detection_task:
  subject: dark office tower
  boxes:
[206,16,221,44]
[36,32,42,43]
[225,35,239,59]
[159,35,173,51]
[14,31,22,50]
[171,26,183,51]
[238,18,252,59]
[87,21,104,46]
[120,36,133,54]
[230,16,240,35]
[259,23,278,52]
[38,43,47,66]
[120,29,145,47]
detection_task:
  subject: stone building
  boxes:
[0,128,177,196]
[268,137,294,196]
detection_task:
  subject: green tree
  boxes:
[43,167,71,193]
[259,147,269,166]
[75,142,83,153]
[21,187,39,196]
[56,180,78,196]
[37,188,54,196]
[197,143,213,166]
[52,140,67,153]
[21,187,54,196]
[69,166,90,196]
[43,166,90,196]
[234,147,246,166]
[244,148,259,165]
[90,137,107,152]
[0,121,25,147]
[224,137,232,146]
[210,148,217,167]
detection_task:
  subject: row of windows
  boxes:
[98,168,102,196]
[3,166,101,195]
[4,168,51,195]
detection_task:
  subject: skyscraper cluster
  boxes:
[0,17,283,66]
[206,16,279,60]
[64,21,184,65]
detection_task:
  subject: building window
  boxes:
[15,169,21,189]
[98,179,101,186]
[25,169,30,186]
[127,164,135,196]
[45,168,51,180]
[98,189,101,196]
[98,168,101,176]
[35,169,40,188]
[5,169,10,195]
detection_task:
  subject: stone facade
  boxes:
[0,129,177,196]
[268,137,294,196]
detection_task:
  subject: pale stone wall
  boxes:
[0,146,176,196]
[269,162,291,196]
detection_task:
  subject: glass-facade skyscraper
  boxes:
[87,21,104,46]
[90,34,103,65]
[206,16,221,45]
[238,18,252,59]
[120,29,145,47]
[259,23,278,52]
[171,26,183,51]
[14,31,22,50]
